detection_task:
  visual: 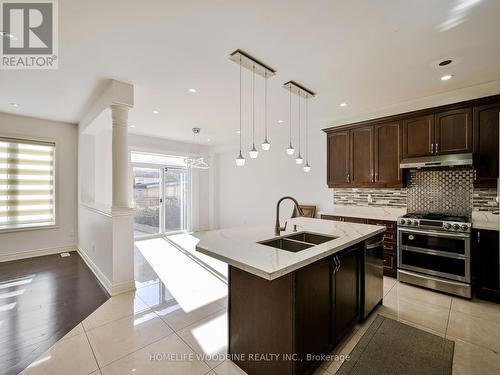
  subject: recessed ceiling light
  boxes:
[441,74,453,81]
[235,130,241,134]
[207,138,211,142]
[130,125,135,128]
[152,110,159,114]
[439,59,453,66]
[278,120,284,124]
[188,88,197,93]
[9,102,19,108]
[340,102,347,107]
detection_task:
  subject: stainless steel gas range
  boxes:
[397,213,472,298]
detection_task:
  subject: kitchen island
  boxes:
[196,217,385,375]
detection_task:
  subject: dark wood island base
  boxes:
[228,244,362,375]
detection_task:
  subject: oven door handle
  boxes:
[400,245,469,259]
[398,227,470,239]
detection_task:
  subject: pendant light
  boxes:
[261,70,271,151]
[235,55,245,166]
[249,64,259,159]
[295,90,304,165]
[185,128,209,169]
[303,94,311,172]
[286,85,295,155]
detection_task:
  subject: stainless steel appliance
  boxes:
[397,213,472,298]
[362,236,384,318]
[400,153,472,169]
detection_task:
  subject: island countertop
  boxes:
[196,217,385,280]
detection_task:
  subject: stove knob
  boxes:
[400,219,406,225]
[413,221,418,226]
[406,220,412,225]
[452,224,460,230]
[461,224,469,231]
[443,223,452,230]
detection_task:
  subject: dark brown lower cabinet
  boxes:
[320,215,397,278]
[295,258,332,375]
[228,245,361,375]
[473,229,500,303]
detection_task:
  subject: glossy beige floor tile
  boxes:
[452,340,500,375]
[447,309,500,352]
[383,288,450,334]
[86,310,173,367]
[387,281,452,309]
[213,360,247,375]
[451,297,500,323]
[136,281,175,308]
[82,291,150,331]
[60,323,85,341]
[100,333,211,375]
[20,333,98,375]
[177,310,228,368]
[383,276,397,296]
[155,299,224,332]
[325,329,363,374]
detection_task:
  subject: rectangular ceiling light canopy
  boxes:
[282,81,316,98]
[229,49,276,78]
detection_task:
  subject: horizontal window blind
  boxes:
[0,137,55,230]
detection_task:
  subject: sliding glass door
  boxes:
[164,168,188,233]
[133,167,161,237]
[131,153,189,238]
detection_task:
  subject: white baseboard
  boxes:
[76,246,135,296]
[0,245,76,263]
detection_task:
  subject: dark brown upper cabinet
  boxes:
[402,115,434,158]
[434,108,472,154]
[374,122,402,187]
[473,104,499,187]
[323,95,499,189]
[350,126,374,186]
[327,131,350,187]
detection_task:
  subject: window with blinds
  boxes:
[0,137,56,230]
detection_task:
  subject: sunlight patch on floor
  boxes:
[135,238,227,313]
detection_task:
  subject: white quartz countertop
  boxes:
[472,211,500,231]
[318,205,406,222]
[196,217,385,280]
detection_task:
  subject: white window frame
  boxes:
[0,134,58,233]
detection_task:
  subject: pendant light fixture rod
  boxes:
[289,85,292,144]
[298,90,301,155]
[239,56,242,152]
[305,94,308,160]
[265,71,267,140]
[252,64,255,147]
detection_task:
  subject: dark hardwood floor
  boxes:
[0,251,109,375]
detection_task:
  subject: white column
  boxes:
[111,104,130,209]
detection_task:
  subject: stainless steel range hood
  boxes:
[400,153,473,169]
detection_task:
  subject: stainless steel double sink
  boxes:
[258,231,338,253]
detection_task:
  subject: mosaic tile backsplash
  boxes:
[333,169,498,213]
[333,188,407,207]
[406,168,473,216]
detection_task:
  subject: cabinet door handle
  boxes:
[477,232,480,243]
[346,173,350,183]
[430,143,433,153]
[435,143,439,153]
[474,170,477,181]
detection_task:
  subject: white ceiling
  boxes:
[1,0,499,146]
